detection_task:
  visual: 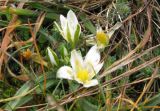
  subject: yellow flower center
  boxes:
[96,31,109,45]
[77,69,89,83]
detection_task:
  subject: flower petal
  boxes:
[107,22,122,39]
[94,62,104,74]
[85,36,96,46]
[85,45,100,67]
[70,50,84,71]
[74,77,83,84]
[85,63,95,79]
[67,10,78,26]
[57,66,73,80]
[60,15,68,41]
[67,10,78,41]
[83,79,98,88]
[60,15,67,30]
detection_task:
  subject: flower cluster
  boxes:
[47,10,120,88]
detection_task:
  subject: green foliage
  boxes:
[4,81,32,110]
[107,1,131,23]
[0,82,16,99]
[79,13,96,34]
[141,92,160,111]
[76,98,99,111]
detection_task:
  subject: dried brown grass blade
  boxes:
[28,12,46,94]
[131,67,158,111]
[0,2,25,79]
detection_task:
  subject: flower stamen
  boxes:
[96,30,108,45]
[77,69,89,83]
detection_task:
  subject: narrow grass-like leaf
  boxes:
[77,98,99,111]
[1,7,34,16]
[79,13,96,34]
[4,81,32,110]
[142,92,160,110]
[73,24,81,47]
[4,72,58,110]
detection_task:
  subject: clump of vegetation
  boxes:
[0,0,160,111]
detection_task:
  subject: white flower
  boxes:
[47,47,59,66]
[96,27,109,49]
[57,45,104,88]
[55,10,81,47]
[86,22,122,49]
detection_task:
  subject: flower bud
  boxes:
[47,47,59,66]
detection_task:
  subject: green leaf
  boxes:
[46,13,59,20]
[4,82,32,110]
[141,92,160,110]
[39,29,57,44]
[1,7,59,20]
[4,72,58,110]
[77,98,99,111]
[66,24,73,47]
[58,44,68,58]
[73,24,81,47]
[79,13,96,34]
[68,81,80,92]
[1,7,34,16]
[28,2,54,12]
[38,34,48,43]
[54,22,63,34]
